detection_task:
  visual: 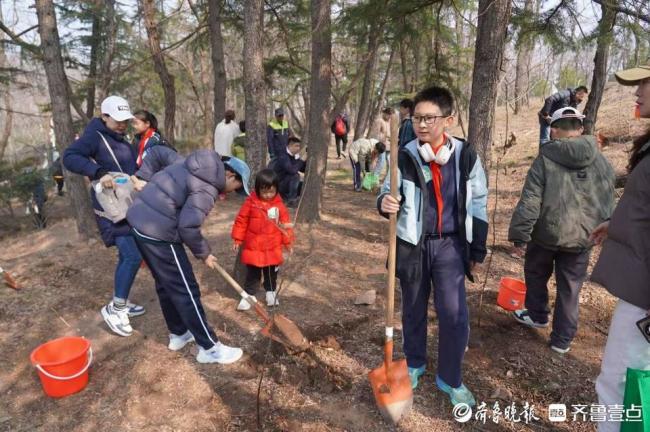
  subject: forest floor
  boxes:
[0,83,648,432]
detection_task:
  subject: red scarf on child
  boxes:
[428,134,448,236]
[136,128,155,167]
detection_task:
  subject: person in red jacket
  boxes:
[232,168,294,310]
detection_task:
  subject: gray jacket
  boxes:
[127,149,225,259]
[538,88,578,119]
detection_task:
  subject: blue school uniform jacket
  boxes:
[377,137,489,282]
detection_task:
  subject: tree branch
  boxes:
[0,20,40,56]
[67,80,90,123]
[116,23,207,75]
[590,0,650,24]
[0,106,46,118]
[265,0,310,75]
[15,24,39,39]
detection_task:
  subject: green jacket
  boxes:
[508,135,615,252]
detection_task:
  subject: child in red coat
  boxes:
[231,169,294,309]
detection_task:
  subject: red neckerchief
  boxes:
[428,134,448,236]
[136,128,155,167]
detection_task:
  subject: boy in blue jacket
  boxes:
[127,151,251,364]
[377,86,488,407]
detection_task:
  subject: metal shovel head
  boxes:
[260,314,310,352]
[368,357,413,423]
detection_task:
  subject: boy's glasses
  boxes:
[412,115,450,125]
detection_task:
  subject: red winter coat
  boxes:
[231,192,294,267]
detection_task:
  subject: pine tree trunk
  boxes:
[399,40,410,93]
[412,35,420,90]
[200,54,214,147]
[96,0,116,107]
[0,7,12,161]
[297,0,331,223]
[235,0,268,283]
[353,26,380,141]
[0,92,12,161]
[301,83,311,140]
[243,0,267,179]
[467,0,511,168]
[85,1,101,118]
[208,0,227,129]
[514,0,534,115]
[142,0,176,142]
[35,0,96,240]
[370,44,396,124]
[583,1,618,135]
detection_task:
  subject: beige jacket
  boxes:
[349,138,378,164]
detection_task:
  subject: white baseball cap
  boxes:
[100,96,134,122]
[550,107,585,126]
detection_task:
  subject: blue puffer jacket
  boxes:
[132,130,175,166]
[126,150,226,260]
[63,118,138,247]
[134,145,182,182]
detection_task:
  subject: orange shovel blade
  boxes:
[368,357,413,423]
[3,271,18,290]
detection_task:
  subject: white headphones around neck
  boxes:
[417,139,455,165]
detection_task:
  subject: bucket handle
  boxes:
[35,348,93,381]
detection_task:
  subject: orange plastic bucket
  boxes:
[497,277,527,311]
[30,336,92,398]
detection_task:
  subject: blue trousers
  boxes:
[350,156,362,190]
[279,174,301,201]
[400,235,469,388]
[373,152,386,177]
[114,235,142,301]
[539,118,551,147]
[132,231,219,350]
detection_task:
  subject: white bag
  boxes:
[91,132,135,223]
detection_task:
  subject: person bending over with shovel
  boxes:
[377,86,488,407]
[126,150,251,364]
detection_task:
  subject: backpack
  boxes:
[334,116,346,136]
[91,132,136,223]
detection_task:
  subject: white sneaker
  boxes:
[196,342,243,364]
[101,302,133,337]
[168,331,195,351]
[266,291,279,307]
[236,298,252,311]
[550,344,571,354]
[126,301,146,317]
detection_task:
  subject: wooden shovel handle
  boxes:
[212,261,245,295]
[386,114,399,335]
[211,260,270,322]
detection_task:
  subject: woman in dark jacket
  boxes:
[591,65,650,432]
[63,96,144,338]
